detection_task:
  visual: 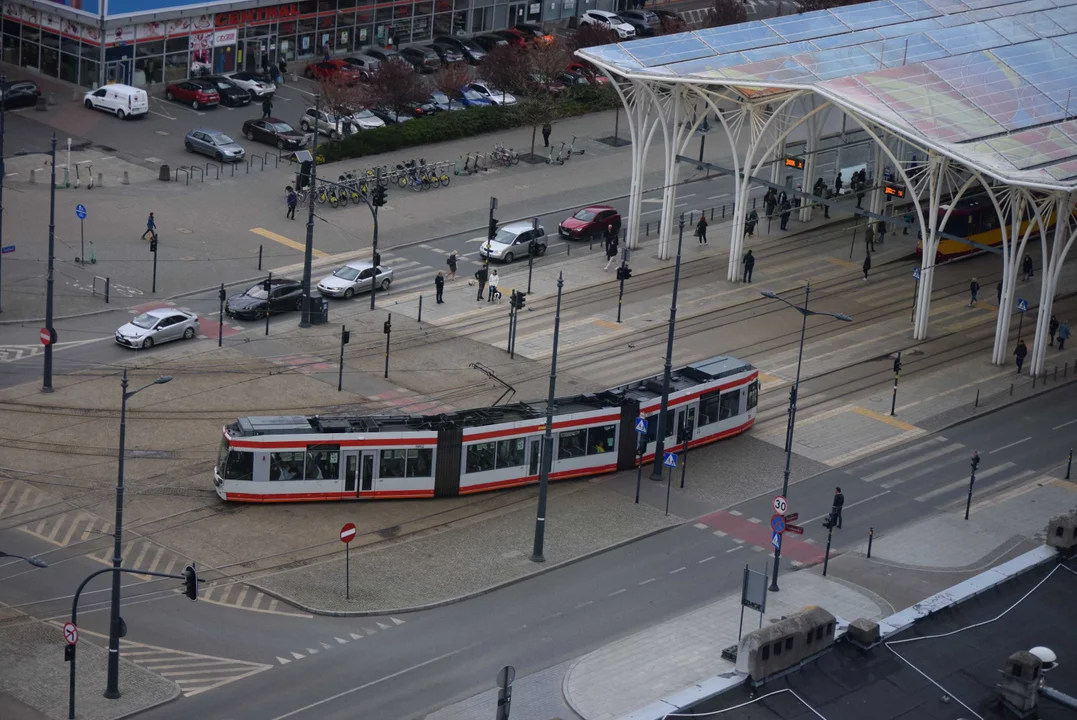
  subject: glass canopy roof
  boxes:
[579,0,1077,188]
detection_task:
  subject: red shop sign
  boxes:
[215,3,299,27]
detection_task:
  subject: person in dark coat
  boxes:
[278,57,287,84]
[285,186,297,220]
[855,178,865,208]
[1050,315,1059,346]
[446,251,457,280]
[1023,254,1034,281]
[1015,339,1028,373]
[864,224,875,252]
[862,253,871,281]
[742,249,755,283]
[435,271,445,303]
[876,219,886,244]
[696,215,708,244]
[604,225,619,270]
[542,122,551,147]
[814,177,829,218]
[969,277,980,306]
[141,212,156,240]
[829,487,844,529]
[834,171,843,195]
[1058,320,1071,350]
[474,264,488,302]
[261,97,273,119]
[779,200,791,231]
[745,208,758,237]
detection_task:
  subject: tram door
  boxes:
[674,406,697,450]
[528,436,543,476]
[360,452,375,492]
[343,451,376,496]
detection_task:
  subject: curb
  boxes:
[246,522,681,617]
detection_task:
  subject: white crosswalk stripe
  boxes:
[915,464,1036,504]
[116,638,271,697]
[860,442,965,484]
[199,582,311,617]
[281,617,407,663]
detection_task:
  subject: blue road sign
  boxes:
[635,417,648,434]
[1017,298,1029,313]
[771,531,781,550]
[663,452,678,468]
[770,514,786,534]
[1,245,14,254]
[912,267,921,281]
[75,204,87,220]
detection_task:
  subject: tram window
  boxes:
[466,442,496,473]
[496,438,524,468]
[644,415,658,443]
[747,381,759,410]
[557,429,587,460]
[587,424,616,455]
[223,450,253,481]
[664,409,675,437]
[405,448,434,477]
[269,451,304,481]
[304,446,339,480]
[719,389,741,420]
[698,391,721,426]
[380,449,406,478]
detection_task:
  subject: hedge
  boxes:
[316,84,619,164]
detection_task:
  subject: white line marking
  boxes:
[727,546,744,553]
[733,538,745,544]
[670,566,686,574]
[609,588,626,596]
[914,463,1015,503]
[861,443,964,482]
[693,523,709,529]
[747,517,762,524]
[575,600,594,608]
[639,578,656,585]
[802,490,893,524]
[989,437,1031,454]
[699,556,715,563]
[1052,419,1077,430]
[729,510,743,516]
[713,530,727,537]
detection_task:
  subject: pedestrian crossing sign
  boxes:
[635,417,648,434]
[1017,298,1029,313]
[663,452,677,468]
[912,267,920,281]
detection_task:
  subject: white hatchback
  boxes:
[581,10,637,39]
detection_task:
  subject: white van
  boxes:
[83,84,148,119]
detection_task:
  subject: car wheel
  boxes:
[343,288,354,299]
[216,152,224,162]
[166,91,174,101]
[117,109,126,120]
[185,142,194,153]
[537,244,547,256]
[192,100,200,110]
[379,279,390,290]
[84,99,93,109]
[329,130,338,139]
[245,130,255,141]
[504,252,514,263]
[183,327,196,340]
[255,308,267,320]
[277,139,285,149]
[142,337,155,349]
[300,121,309,131]
[295,297,303,311]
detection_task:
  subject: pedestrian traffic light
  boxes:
[971,451,980,473]
[263,278,272,292]
[383,319,391,334]
[372,185,386,207]
[637,436,648,456]
[515,291,526,310]
[341,329,350,344]
[488,217,498,240]
[372,251,381,267]
[509,290,518,309]
[149,236,157,253]
[183,564,198,601]
[893,356,902,374]
[218,285,226,303]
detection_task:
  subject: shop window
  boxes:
[298,0,318,13]
[165,36,188,54]
[432,13,452,36]
[557,429,587,460]
[379,449,406,478]
[164,52,187,81]
[304,446,340,480]
[269,451,305,481]
[2,34,18,66]
[136,39,164,58]
[21,30,39,69]
[587,425,616,455]
[41,30,59,51]
[60,51,79,84]
[2,19,19,36]
[339,0,357,9]
[747,381,759,410]
[719,389,741,420]
[79,57,98,89]
[466,441,496,473]
[61,35,79,56]
[496,438,524,468]
[405,448,433,478]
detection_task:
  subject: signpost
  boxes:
[75,204,87,265]
[340,522,356,600]
[1016,298,1029,342]
[496,665,515,720]
[663,452,677,516]
[63,622,78,645]
[769,513,786,535]
[40,328,53,346]
[772,495,787,515]
[771,531,781,550]
[1,245,13,254]
[634,417,647,505]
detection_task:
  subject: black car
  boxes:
[472,34,509,52]
[0,80,41,109]
[364,47,403,64]
[427,43,465,65]
[202,76,252,107]
[241,117,308,149]
[434,36,487,64]
[402,98,439,118]
[619,9,658,36]
[400,46,441,73]
[225,278,303,320]
[370,107,414,124]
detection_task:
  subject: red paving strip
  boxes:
[196,317,241,339]
[696,510,824,565]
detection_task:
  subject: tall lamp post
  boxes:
[531,272,564,563]
[299,95,321,328]
[0,551,47,568]
[104,371,172,700]
[650,215,686,481]
[760,283,851,592]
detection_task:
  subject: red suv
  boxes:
[493,29,530,48]
[559,204,622,240]
[165,79,219,109]
[304,59,363,85]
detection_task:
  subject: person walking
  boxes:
[1023,254,1034,281]
[1015,339,1028,373]
[864,223,875,252]
[542,121,551,147]
[278,57,288,84]
[141,212,156,240]
[834,171,843,196]
[487,269,500,302]
[745,208,758,237]
[855,176,865,209]
[1049,315,1059,346]
[876,218,886,245]
[474,264,488,301]
[829,487,844,529]
[286,186,297,220]
[862,252,871,281]
[434,271,445,304]
[261,96,273,119]
[968,277,980,306]
[446,250,458,280]
[604,226,619,271]
[779,200,791,231]
[742,249,755,283]
[696,214,708,244]
[1059,320,1071,350]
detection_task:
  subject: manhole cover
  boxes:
[176,227,193,234]
[154,130,170,136]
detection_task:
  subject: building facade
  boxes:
[2,0,610,90]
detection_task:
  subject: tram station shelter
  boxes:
[578,0,1077,377]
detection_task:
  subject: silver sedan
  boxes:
[317,261,394,299]
[115,308,200,349]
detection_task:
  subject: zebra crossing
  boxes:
[199,582,312,617]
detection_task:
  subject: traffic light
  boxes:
[341,329,351,344]
[372,251,381,267]
[971,451,980,473]
[515,291,526,310]
[383,318,392,334]
[183,564,198,601]
[637,435,648,456]
[149,236,157,253]
[618,264,632,280]
[509,290,518,309]
[893,356,902,374]
[488,216,498,240]
[218,285,226,303]
[372,185,386,207]
[263,278,272,292]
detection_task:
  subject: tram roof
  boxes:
[579,0,1077,191]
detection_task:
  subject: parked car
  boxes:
[479,221,548,263]
[514,23,555,45]
[400,46,442,73]
[347,109,386,130]
[559,205,621,240]
[200,76,251,107]
[458,87,493,107]
[370,107,414,124]
[469,81,517,106]
[580,10,636,39]
[83,83,149,119]
[364,47,403,64]
[527,73,566,95]
[0,80,41,109]
[241,117,309,149]
[299,107,350,139]
[428,90,469,111]
[434,35,487,64]
[165,79,219,109]
[567,62,609,84]
[184,128,245,162]
[115,309,199,349]
[428,43,465,65]
[560,70,591,86]
[472,34,509,52]
[317,261,394,298]
[493,29,529,48]
[619,9,660,36]
[304,59,363,84]
[341,54,381,79]
[225,278,303,319]
[223,71,276,97]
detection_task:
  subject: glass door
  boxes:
[528,436,542,476]
[675,406,696,450]
[361,452,375,492]
[343,452,359,495]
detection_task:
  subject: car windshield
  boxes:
[462,89,484,100]
[211,134,236,145]
[269,123,293,133]
[573,209,598,221]
[211,80,232,89]
[610,15,626,23]
[354,109,376,119]
[431,91,449,102]
[492,229,519,245]
[460,40,483,52]
[131,313,159,329]
[333,266,361,281]
[245,285,268,299]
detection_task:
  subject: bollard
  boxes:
[105,278,110,304]
[72,87,80,101]
[689,211,694,226]
[122,170,129,185]
[710,207,714,221]
[30,168,37,183]
[646,222,650,236]
[867,527,873,559]
[1055,367,1059,381]
[48,92,56,106]
[1010,383,1014,395]
[159,165,170,182]
[975,388,979,407]
[752,197,756,209]
[258,245,263,270]
[566,242,570,256]
[822,524,834,576]
[97,172,103,187]
[722,204,725,218]
[1067,449,1072,480]
[418,295,423,323]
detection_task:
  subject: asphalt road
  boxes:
[3,381,1071,719]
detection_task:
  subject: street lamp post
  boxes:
[104,371,172,700]
[759,283,851,592]
[650,216,686,481]
[531,272,564,563]
[299,96,321,328]
[0,551,47,568]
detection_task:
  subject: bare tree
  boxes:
[318,75,370,116]
[529,43,571,95]
[430,63,473,110]
[480,44,531,101]
[701,0,747,28]
[365,59,429,115]
[570,24,619,52]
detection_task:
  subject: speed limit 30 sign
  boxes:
[773,495,788,515]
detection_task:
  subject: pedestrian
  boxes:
[862,252,871,281]
[876,218,886,244]
[141,211,156,240]
[742,249,755,283]
[745,208,758,237]
[855,177,865,208]
[286,186,297,220]
[542,121,551,147]
[261,52,269,74]
[997,280,1003,303]
[696,214,708,244]
[447,250,457,280]
[968,277,979,306]
[1023,254,1034,281]
[1015,339,1028,373]
[1049,315,1059,346]
[779,200,791,231]
[1059,320,1070,350]
[829,486,844,529]
[487,269,500,302]
[777,189,787,207]
[262,96,273,119]
[834,171,843,195]
[864,224,874,252]
[278,57,288,84]
[322,42,331,62]
[474,264,488,302]
[435,271,445,303]
[604,226,619,271]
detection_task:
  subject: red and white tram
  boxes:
[214,356,758,502]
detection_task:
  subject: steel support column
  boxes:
[1030,193,1077,376]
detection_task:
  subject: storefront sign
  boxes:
[215,3,298,27]
[213,29,237,46]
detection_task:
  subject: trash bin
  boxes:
[159,165,171,182]
[309,297,329,325]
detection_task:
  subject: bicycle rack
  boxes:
[189,165,204,183]
[174,167,189,185]
[251,155,265,172]
[93,276,110,303]
[264,151,279,168]
[206,163,220,180]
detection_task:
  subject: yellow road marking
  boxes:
[826,257,858,268]
[757,372,781,384]
[251,227,329,258]
[593,319,621,330]
[852,406,919,432]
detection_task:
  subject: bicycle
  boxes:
[326,184,340,208]
[491,143,519,167]
[316,183,329,204]
[436,161,451,187]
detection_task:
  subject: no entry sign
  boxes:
[40,328,53,346]
[340,522,356,543]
